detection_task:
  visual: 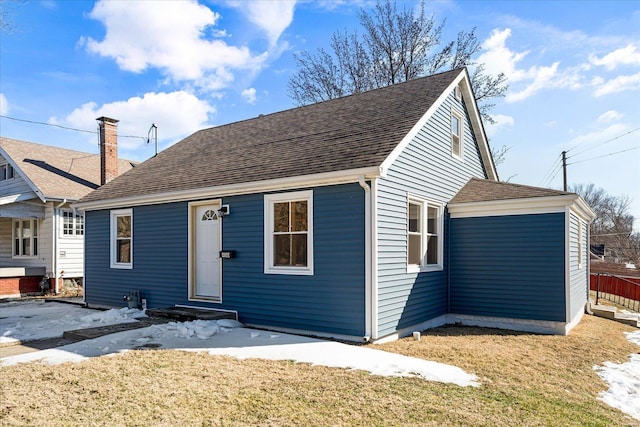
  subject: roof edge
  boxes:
[74,166,382,211]
[448,194,584,218]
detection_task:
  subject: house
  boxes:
[74,68,595,342]
[0,118,135,296]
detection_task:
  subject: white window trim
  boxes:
[407,196,444,273]
[61,209,84,238]
[11,218,39,259]
[264,190,314,275]
[110,208,133,269]
[451,109,464,160]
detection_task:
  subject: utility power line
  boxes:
[0,115,146,140]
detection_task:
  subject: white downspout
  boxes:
[53,199,67,294]
[358,176,372,340]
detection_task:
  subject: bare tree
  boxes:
[288,0,508,124]
[572,183,640,266]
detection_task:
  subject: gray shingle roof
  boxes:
[79,68,466,204]
[0,137,136,201]
[449,177,572,204]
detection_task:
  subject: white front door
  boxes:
[191,202,221,300]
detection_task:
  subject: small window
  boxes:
[110,209,133,269]
[12,219,38,258]
[451,110,463,159]
[264,190,313,275]
[1,164,15,181]
[407,197,443,272]
[62,211,84,236]
[454,85,462,101]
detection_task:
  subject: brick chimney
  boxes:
[97,116,119,185]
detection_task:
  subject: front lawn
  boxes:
[0,315,637,426]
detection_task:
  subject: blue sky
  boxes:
[1,0,639,227]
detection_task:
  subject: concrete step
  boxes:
[145,306,237,322]
[63,318,170,341]
[590,302,639,327]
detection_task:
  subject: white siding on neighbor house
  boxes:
[0,157,37,202]
[375,90,488,337]
[0,204,53,271]
[56,207,85,278]
[568,213,588,320]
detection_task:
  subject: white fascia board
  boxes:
[74,166,382,211]
[379,69,498,181]
[448,194,581,218]
[0,146,47,203]
[569,195,596,223]
[459,70,498,181]
[0,192,39,205]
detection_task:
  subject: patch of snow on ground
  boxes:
[594,330,640,421]
[0,316,479,387]
[0,300,145,345]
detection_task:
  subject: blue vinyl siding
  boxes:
[85,183,366,337]
[568,213,588,320]
[85,203,189,309]
[375,90,487,337]
[450,213,566,322]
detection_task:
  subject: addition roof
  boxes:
[0,137,136,201]
[449,177,572,204]
[77,68,495,207]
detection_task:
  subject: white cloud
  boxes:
[567,122,628,151]
[81,0,268,91]
[485,114,514,138]
[594,72,640,97]
[597,110,623,123]
[590,44,640,70]
[478,28,587,102]
[0,93,8,115]
[52,91,214,150]
[241,88,257,104]
[227,1,296,46]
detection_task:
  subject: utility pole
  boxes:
[562,150,567,191]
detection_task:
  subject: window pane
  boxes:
[14,239,19,256]
[451,115,459,134]
[23,238,30,256]
[33,222,38,237]
[22,221,31,238]
[273,234,291,266]
[76,215,84,235]
[408,234,421,265]
[426,235,438,264]
[291,201,307,232]
[408,203,420,232]
[291,234,307,266]
[117,239,131,263]
[274,203,289,233]
[427,207,438,234]
[33,238,38,256]
[117,216,131,238]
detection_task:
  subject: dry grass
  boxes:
[1,315,638,426]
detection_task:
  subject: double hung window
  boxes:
[264,191,313,275]
[13,219,38,257]
[407,197,443,272]
[110,209,133,269]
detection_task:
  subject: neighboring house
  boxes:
[75,69,595,342]
[0,118,135,296]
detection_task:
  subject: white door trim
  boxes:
[188,199,223,302]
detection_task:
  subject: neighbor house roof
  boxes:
[449,177,572,204]
[0,137,136,201]
[77,68,496,208]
